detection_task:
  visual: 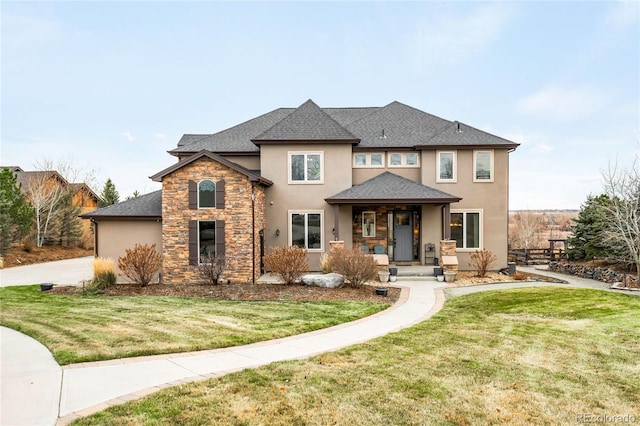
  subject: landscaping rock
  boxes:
[301,273,345,288]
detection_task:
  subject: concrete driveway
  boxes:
[0,256,94,287]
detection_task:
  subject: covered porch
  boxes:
[325,172,462,265]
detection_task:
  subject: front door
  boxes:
[393,211,413,261]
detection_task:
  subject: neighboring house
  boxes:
[6,167,100,247]
[82,100,519,283]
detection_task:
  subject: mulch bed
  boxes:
[50,282,402,303]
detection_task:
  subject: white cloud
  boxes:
[121,131,135,142]
[411,3,516,68]
[516,86,607,121]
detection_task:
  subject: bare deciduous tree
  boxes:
[23,168,67,247]
[509,211,543,250]
[601,156,640,277]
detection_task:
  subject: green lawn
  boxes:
[71,287,639,426]
[0,285,388,365]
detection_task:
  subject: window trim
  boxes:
[288,210,324,252]
[436,150,457,183]
[473,150,494,182]
[353,152,385,168]
[387,152,420,168]
[450,209,483,251]
[288,151,324,184]
[197,179,216,209]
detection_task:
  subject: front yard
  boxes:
[70,287,639,425]
[0,285,389,365]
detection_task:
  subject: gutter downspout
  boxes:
[90,218,98,257]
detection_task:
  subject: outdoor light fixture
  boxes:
[275,229,280,236]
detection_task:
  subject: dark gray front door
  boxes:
[394,211,413,261]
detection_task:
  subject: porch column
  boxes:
[443,204,451,240]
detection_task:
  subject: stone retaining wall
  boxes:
[549,261,638,287]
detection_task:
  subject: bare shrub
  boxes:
[198,253,227,285]
[470,249,498,278]
[264,245,308,285]
[328,247,378,288]
[117,243,162,287]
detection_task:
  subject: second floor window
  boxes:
[437,151,456,182]
[289,152,323,183]
[354,153,384,168]
[474,150,494,182]
[198,180,216,208]
[388,152,420,168]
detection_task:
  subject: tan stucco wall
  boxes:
[219,155,260,171]
[421,149,511,270]
[94,220,162,282]
[260,144,353,271]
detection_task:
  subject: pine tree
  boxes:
[566,194,611,260]
[0,168,34,254]
[99,178,120,207]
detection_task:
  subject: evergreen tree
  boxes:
[99,178,120,207]
[54,190,82,247]
[566,194,611,260]
[0,168,34,254]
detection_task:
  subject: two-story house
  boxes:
[82,100,518,283]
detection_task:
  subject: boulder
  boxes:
[301,273,345,288]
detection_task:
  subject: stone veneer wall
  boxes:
[440,240,458,272]
[162,157,266,284]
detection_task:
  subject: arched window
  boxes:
[198,179,216,208]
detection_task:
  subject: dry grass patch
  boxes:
[73,287,639,425]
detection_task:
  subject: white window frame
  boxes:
[436,151,457,183]
[353,152,385,168]
[450,209,483,251]
[197,179,216,209]
[288,210,324,252]
[473,150,494,182]
[198,220,217,264]
[288,151,324,184]
[362,211,376,238]
[387,152,420,168]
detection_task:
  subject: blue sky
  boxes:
[2,1,638,210]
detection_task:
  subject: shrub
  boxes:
[328,247,378,288]
[319,253,332,274]
[264,245,308,285]
[198,253,227,285]
[117,243,162,287]
[91,257,116,290]
[470,249,498,278]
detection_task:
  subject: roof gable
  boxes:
[251,99,360,144]
[150,150,273,186]
[325,172,461,204]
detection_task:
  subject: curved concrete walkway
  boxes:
[1,262,636,426]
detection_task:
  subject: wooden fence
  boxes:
[508,248,567,265]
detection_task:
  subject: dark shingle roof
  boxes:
[252,99,359,143]
[325,172,462,204]
[80,190,162,219]
[418,121,518,148]
[170,100,519,155]
[345,101,453,148]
